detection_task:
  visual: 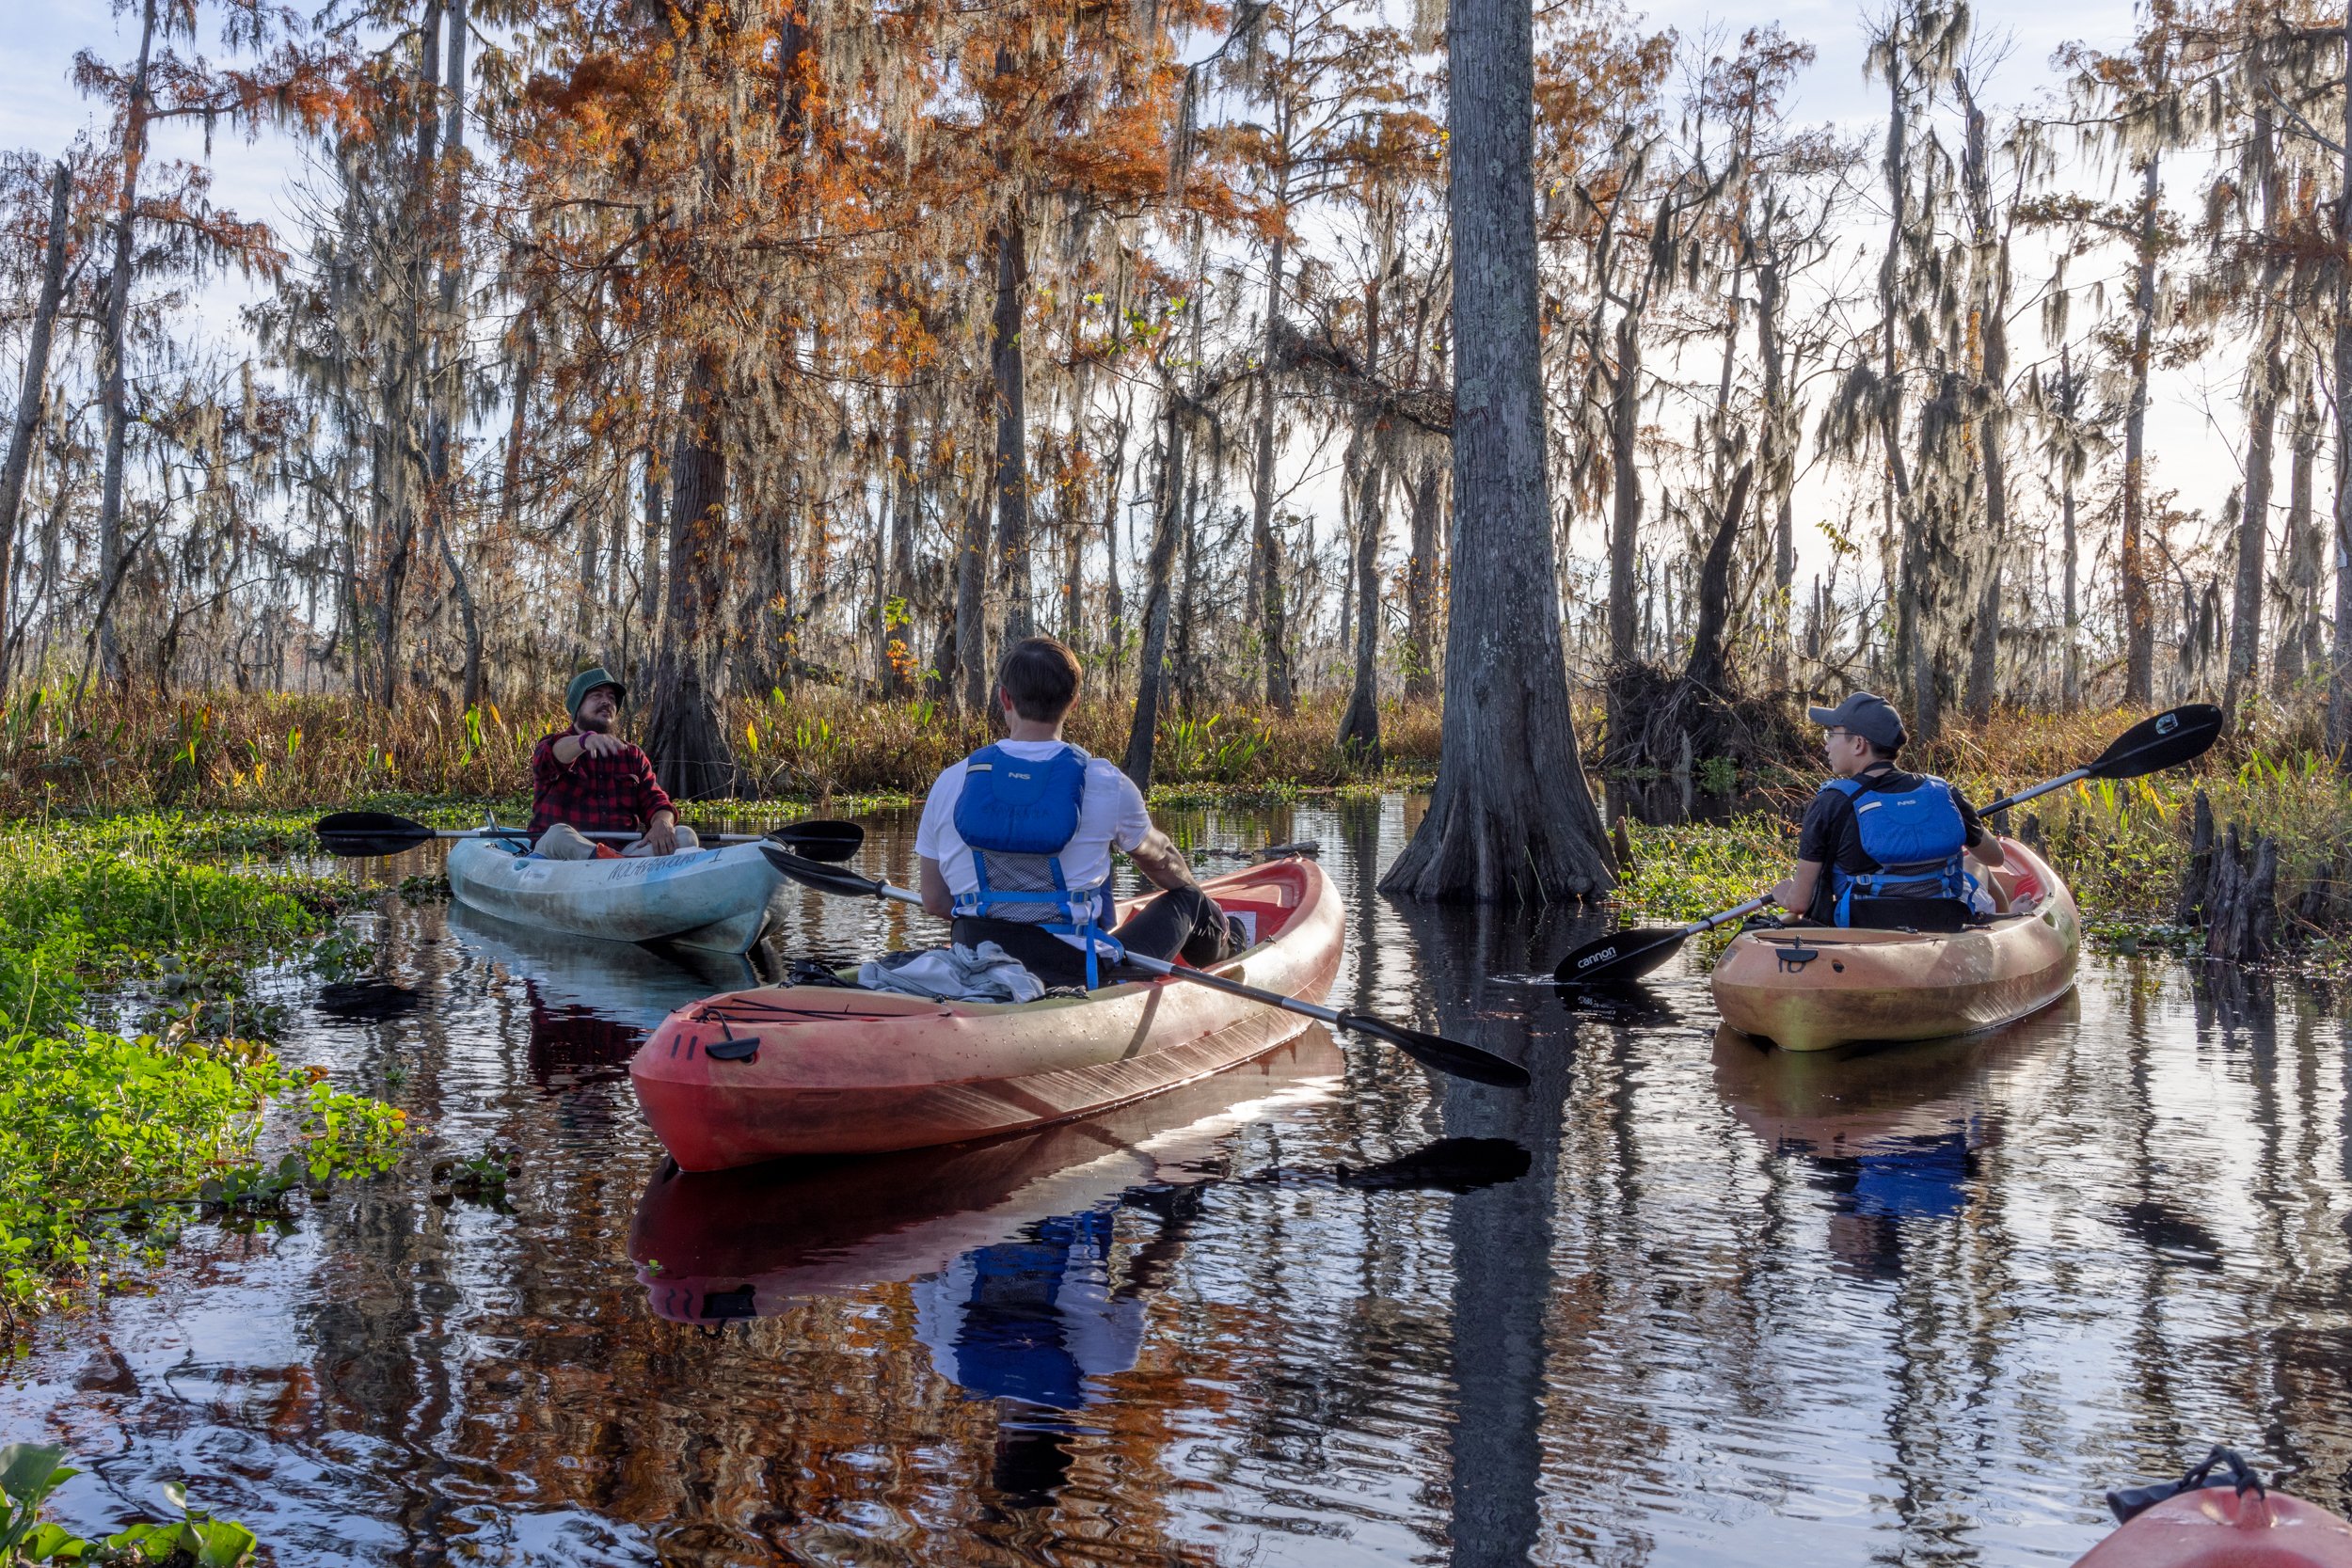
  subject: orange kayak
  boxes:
[628,856,1344,1169]
[1711,838,2080,1053]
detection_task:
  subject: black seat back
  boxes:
[1846,896,1971,933]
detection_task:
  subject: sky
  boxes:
[3,0,2233,617]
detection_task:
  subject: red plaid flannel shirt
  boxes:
[528,729,676,837]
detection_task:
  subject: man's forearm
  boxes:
[1132,842,1200,892]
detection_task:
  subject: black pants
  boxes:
[952,886,1237,989]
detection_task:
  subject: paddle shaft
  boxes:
[838,873,1401,1038]
[1979,767,2089,818]
[1683,894,1776,936]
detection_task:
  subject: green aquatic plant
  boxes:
[0,1445,261,1565]
[0,824,407,1335]
[1613,817,1796,924]
[0,1029,406,1325]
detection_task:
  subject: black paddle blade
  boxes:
[2089,703,2223,782]
[1336,1010,1531,1088]
[1333,1136,1532,1192]
[313,810,435,858]
[766,819,864,863]
[1553,927,1689,987]
[759,844,887,899]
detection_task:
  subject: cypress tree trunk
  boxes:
[2279,380,2319,693]
[1683,462,1752,693]
[2226,318,2281,726]
[438,525,483,709]
[1122,403,1185,789]
[1251,231,1295,711]
[2333,14,2352,755]
[2225,106,2281,728]
[2058,342,2082,713]
[1171,472,1201,715]
[1877,56,1922,725]
[639,443,663,641]
[92,0,160,689]
[990,192,1033,640]
[882,389,917,696]
[955,487,988,712]
[1961,82,2010,723]
[1335,440,1383,764]
[1100,387,1130,681]
[2061,470,2081,713]
[426,0,477,709]
[2123,154,2161,705]
[1756,248,1795,691]
[642,348,737,800]
[1380,0,1612,904]
[0,162,70,685]
[1606,308,1642,669]
[1405,458,1441,701]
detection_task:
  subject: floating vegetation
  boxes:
[0,823,406,1337]
[0,1444,262,1565]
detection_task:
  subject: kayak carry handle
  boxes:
[2107,1445,2267,1525]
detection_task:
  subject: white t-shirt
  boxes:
[914,741,1152,944]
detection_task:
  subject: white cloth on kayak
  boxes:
[857,942,1048,1004]
[914,742,1151,952]
[532,822,701,860]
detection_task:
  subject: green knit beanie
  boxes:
[565,666,627,719]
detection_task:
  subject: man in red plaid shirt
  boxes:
[528,666,700,860]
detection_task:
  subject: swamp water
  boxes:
[4,796,2351,1566]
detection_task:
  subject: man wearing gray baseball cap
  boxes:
[1770,691,2007,928]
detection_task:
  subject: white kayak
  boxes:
[446,837,787,955]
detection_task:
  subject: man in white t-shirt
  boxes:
[915,636,1240,988]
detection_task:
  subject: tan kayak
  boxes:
[1710,837,2080,1053]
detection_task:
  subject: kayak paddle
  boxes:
[756,846,1532,1089]
[1978,702,2223,816]
[313,810,866,862]
[1553,894,1778,987]
[1555,702,2224,989]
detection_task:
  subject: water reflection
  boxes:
[1,805,2350,1566]
[628,1032,1344,1317]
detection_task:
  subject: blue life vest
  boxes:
[1822,772,1975,927]
[952,743,1117,986]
